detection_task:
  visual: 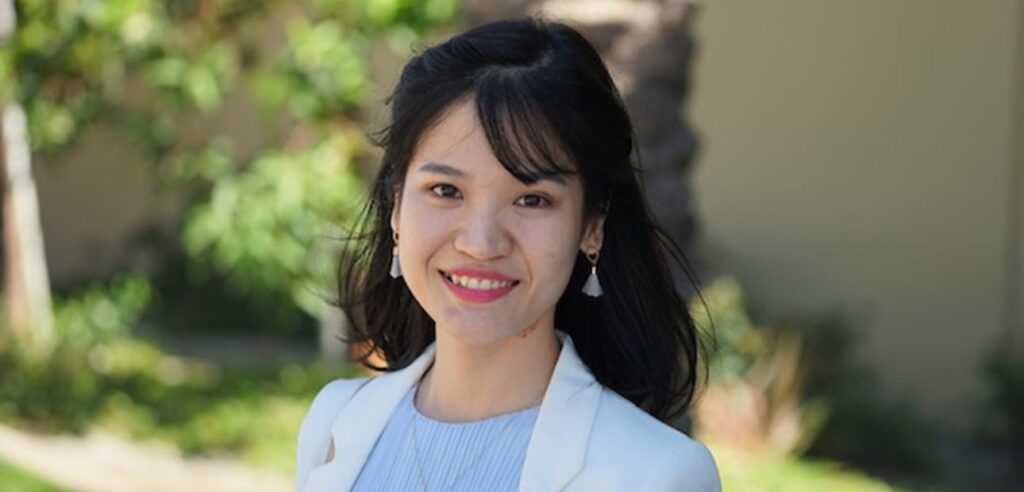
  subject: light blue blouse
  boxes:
[349,384,541,492]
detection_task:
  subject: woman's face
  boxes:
[391,98,605,347]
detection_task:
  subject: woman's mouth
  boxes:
[439,270,520,303]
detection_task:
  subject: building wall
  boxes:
[34,124,176,285]
[1008,0,1024,359]
[33,74,286,287]
[690,0,1022,424]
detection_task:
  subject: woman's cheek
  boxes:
[405,206,455,252]
[523,219,577,264]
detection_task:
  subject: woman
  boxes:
[295,17,721,492]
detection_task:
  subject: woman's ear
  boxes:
[390,192,401,233]
[580,212,607,255]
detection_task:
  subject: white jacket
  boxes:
[294,331,721,491]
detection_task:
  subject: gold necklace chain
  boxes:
[409,393,539,492]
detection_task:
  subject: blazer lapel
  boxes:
[518,331,602,492]
[302,342,437,492]
[301,330,602,492]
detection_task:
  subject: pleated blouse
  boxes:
[349,384,541,492]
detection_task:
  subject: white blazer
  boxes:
[294,331,721,492]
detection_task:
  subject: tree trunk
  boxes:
[1,0,55,355]
[2,104,55,354]
[463,0,704,432]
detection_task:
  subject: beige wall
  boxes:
[690,0,1022,425]
[32,4,295,287]
[34,82,283,286]
[1009,0,1024,358]
[35,124,175,285]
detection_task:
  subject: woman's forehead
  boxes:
[409,97,578,185]
[411,100,492,167]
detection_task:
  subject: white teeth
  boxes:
[445,272,515,290]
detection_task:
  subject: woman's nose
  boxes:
[453,208,513,261]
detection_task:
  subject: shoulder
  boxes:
[306,377,372,420]
[294,377,372,490]
[299,377,373,441]
[587,388,721,491]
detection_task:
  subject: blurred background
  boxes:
[1,0,1021,491]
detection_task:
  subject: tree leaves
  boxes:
[5,0,458,329]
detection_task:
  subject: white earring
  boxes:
[582,251,603,298]
[389,231,402,279]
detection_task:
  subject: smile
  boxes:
[439,270,520,303]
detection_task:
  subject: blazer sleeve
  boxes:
[294,377,370,492]
[641,439,722,492]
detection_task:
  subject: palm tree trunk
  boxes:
[463,0,708,297]
[462,0,705,433]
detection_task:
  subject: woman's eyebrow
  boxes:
[531,172,568,186]
[418,161,569,186]
[418,161,468,178]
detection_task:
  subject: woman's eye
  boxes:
[429,183,461,199]
[516,194,550,208]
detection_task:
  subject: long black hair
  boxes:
[336,17,707,423]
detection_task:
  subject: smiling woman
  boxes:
[393,97,597,354]
[295,17,721,492]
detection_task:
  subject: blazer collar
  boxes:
[302,330,602,492]
[518,330,602,492]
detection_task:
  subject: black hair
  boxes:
[336,17,707,422]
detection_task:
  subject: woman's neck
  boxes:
[414,327,560,422]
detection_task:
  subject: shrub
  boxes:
[977,347,1024,448]
[691,276,936,473]
[52,274,152,347]
[0,272,360,473]
[690,277,828,456]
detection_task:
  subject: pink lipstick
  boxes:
[439,268,519,303]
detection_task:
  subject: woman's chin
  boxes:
[434,319,552,349]
[436,326,509,347]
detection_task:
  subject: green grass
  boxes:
[0,460,65,492]
[712,445,910,492]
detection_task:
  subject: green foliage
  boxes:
[52,274,152,346]
[1,274,155,430]
[146,41,238,113]
[361,0,459,27]
[691,276,936,471]
[713,445,911,492]
[977,348,1024,447]
[690,277,765,382]
[3,0,458,149]
[809,381,936,474]
[180,132,366,318]
[252,19,369,119]
[149,249,318,336]
[0,332,348,474]
[2,0,168,150]
[1,275,357,474]
[690,277,828,456]
[3,0,461,332]
[86,359,348,474]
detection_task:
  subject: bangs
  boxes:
[474,70,578,184]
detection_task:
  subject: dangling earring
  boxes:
[389,231,402,278]
[582,250,603,298]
